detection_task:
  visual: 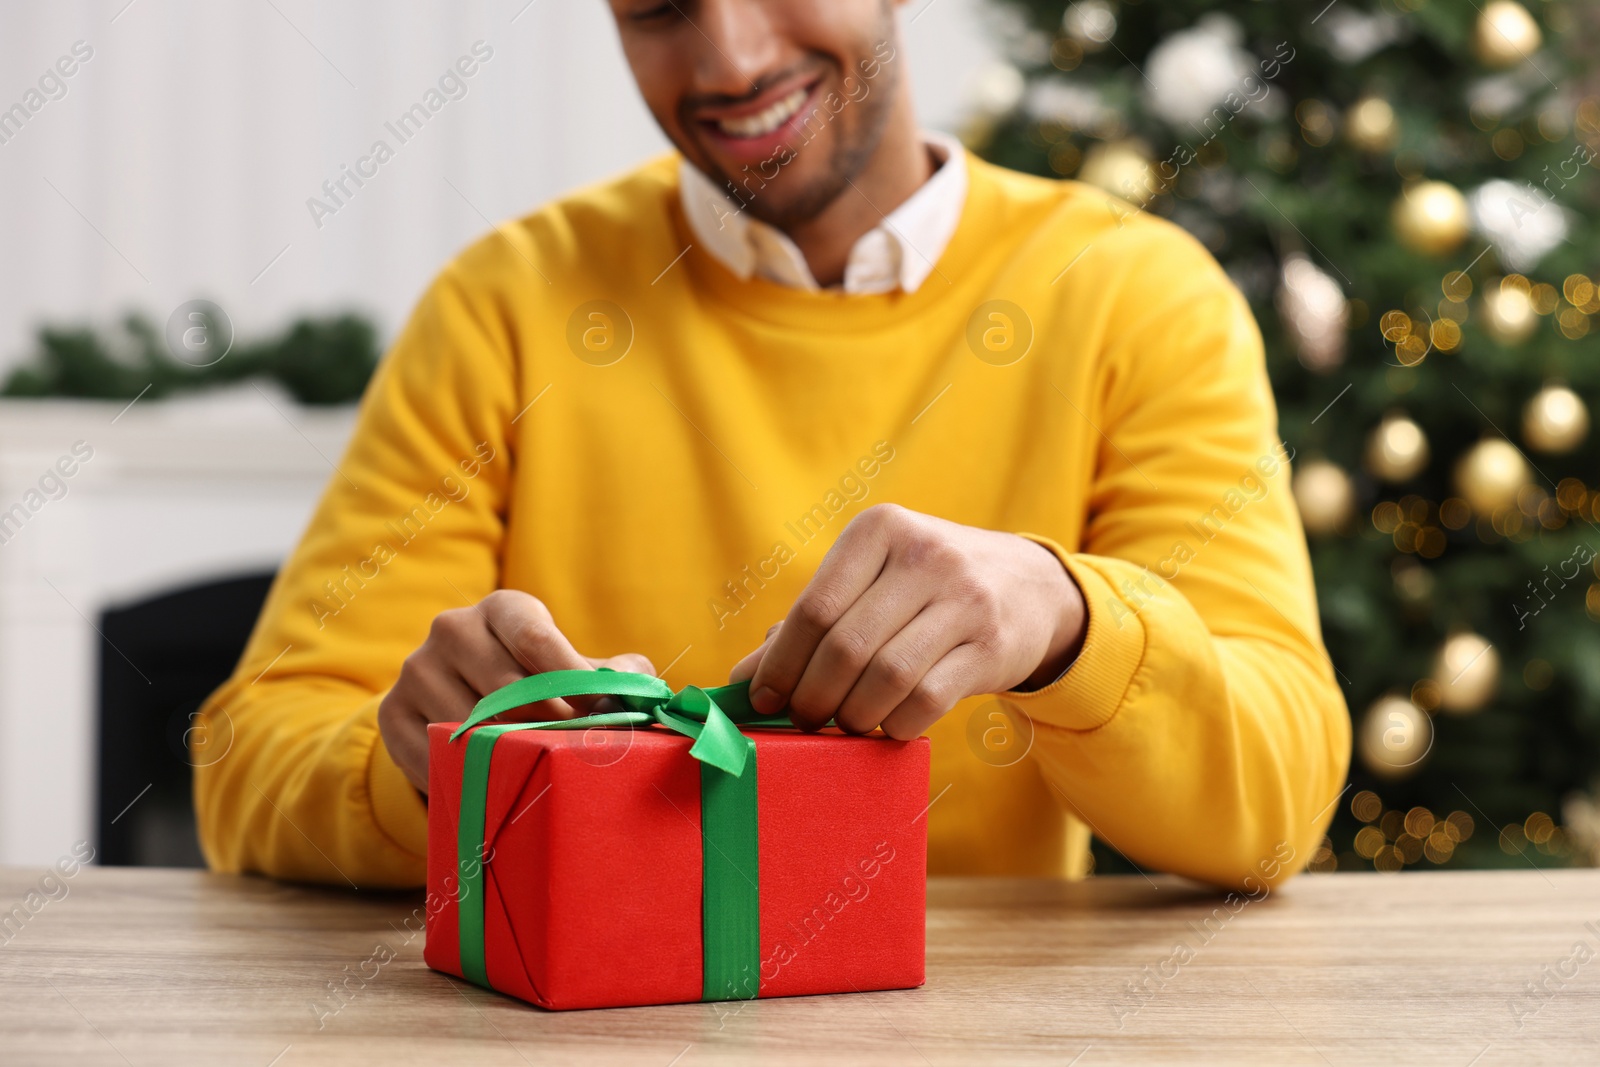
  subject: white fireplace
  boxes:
[0,391,355,866]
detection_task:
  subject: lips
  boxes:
[713,86,810,139]
[693,77,825,166]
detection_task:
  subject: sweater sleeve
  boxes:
[1008,232,1351,891]
[192,262,517,887]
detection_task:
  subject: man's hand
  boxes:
[730,504,1086,738]
[377,590,654,793]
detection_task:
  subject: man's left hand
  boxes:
[729,504,1087,738]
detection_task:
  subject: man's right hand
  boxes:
[377,589,654,793]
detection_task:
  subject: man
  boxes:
[194,0,1349,890]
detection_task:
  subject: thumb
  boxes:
[578,653,659,716]
[589,652,658,676]
[728,622,783,683]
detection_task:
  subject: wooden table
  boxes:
[1,866,1596,1065]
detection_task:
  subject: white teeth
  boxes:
[716,87,808,139]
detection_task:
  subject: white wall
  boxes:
[0,0,1001,374]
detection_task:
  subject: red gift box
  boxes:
[424,718,928,1010]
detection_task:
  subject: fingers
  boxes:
[378,655,482,793]
[877,643,983,741]
[377,706,431,795]
[411,652,488,721]
[444,616,541,706]
[589,653,657,713]
[478,589,605,718]
[728,622,782,683]
[377,589,663,794]
[749,506,898,714]
[479,590,593,675]
[439,605,579,721]
[833,603,966,734]
[594,652,657,676]
[787,579,929,729]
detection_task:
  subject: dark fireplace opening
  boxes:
[97,571,276,867]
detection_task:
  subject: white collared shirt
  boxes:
[678,132,967,295]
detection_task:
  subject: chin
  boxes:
[737,170,852,229]
[689,132,867,231]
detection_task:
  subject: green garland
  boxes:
[1,311,379,406]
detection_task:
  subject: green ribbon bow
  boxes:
[447,669,797,1002]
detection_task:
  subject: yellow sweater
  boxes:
[194,153,1349,890]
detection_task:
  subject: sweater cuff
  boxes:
[1006,534,1147,731]
[366,718,429,859]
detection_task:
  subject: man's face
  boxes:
[609,0,902,229]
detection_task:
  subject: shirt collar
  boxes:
[678,131,966,295]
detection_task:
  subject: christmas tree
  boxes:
[973,0,1600,871]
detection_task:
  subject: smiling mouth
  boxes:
[707,84,814,140]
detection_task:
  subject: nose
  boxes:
[688,0,783,102]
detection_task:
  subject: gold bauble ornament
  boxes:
[1393,181,1471,257]
[1481,285,1538,345]
[1474,1,1543,69]
[1562,789,1600,867]
[1432,633,1500,713]
[1079,141,1156,206]
[1524,384,1590,454]
[1454,438,1530,513]
[1365,414,1430,482]
[1293,460,1355,536]
[1392,558,1436,607]
[1347,96,1398,154]
[1358,695,1434,779]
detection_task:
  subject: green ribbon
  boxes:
[447,669,795,1002]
